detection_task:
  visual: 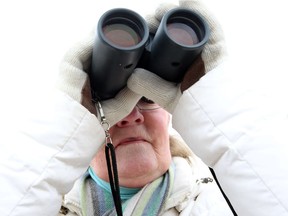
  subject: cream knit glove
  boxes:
[128,0,226,113]
[56,30,141,126]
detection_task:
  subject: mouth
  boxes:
[116,137,147,148]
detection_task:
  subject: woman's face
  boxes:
[91,98,171,188]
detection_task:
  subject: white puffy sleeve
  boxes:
[172,61,288,216]
[0,89,105,216]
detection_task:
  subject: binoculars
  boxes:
[90,7,209,100]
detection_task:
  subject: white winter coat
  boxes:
[1,61,288,216]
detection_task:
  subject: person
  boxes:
[56,1,234,214]
[1,0,288,216]
[58,96,232,215]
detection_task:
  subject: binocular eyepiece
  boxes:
[90,7,209,100]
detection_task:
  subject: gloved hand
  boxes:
[56,30,142,126]
[127,0,226,113]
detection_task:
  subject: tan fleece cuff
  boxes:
[127,68,182,113]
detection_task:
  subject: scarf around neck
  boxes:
[88,167,141,201]
[80,164,175,216]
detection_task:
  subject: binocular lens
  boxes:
[91,8,149,100]
[147,8,209,82]
[167,23,199,46]
[103,23,141,47]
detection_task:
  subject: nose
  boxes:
[116,106,144,127]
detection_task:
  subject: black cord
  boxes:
[209,167,238,216]
[105,143,123,216]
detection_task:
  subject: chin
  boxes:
[114,142,171,187]
[116,144,159,178]
[115,142,156,163]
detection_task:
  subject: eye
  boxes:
[140,97,155,104]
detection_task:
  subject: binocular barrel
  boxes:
[90,8,209,100]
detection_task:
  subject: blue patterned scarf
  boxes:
[80,165,174,216]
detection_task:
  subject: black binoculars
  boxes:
[90,7,209,100]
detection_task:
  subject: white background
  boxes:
[0,0,287,116]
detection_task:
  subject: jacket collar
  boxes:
[164,157,202,212]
